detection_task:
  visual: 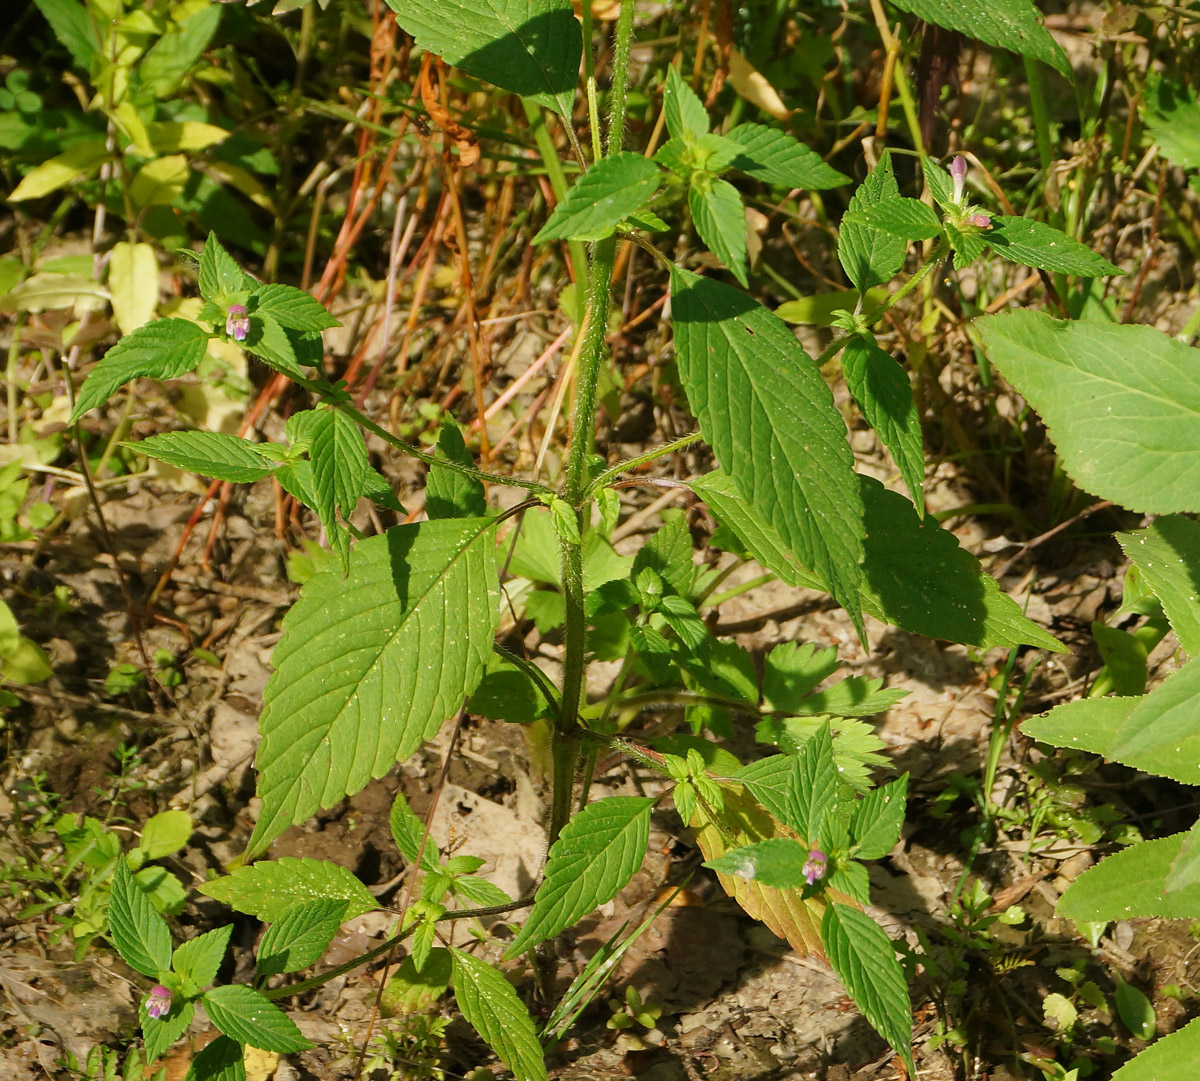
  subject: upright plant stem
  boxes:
[550,0,639,851]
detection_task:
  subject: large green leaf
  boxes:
[252,282,339,332]
[838,152,907,294]
[821,903,915,1076]
[1166,818,1200,894]
[70,319,210,421]
[503,796,654,957]
[841,336,924,514]
[1144,81,1200,171]
[843,197,942,241]
[198,857,377,921]
[704,837,814,888]
[1112,1018,1200,1081]
[256,899,347,978]
[977,311,1200,514]
[247,518,499,855]
[450,949,547,1081]
[184,1036,243,1081]
[535,152,661,243]
[724,123,847,190]
[851,774,909,860]
[134,431,281,484]
[1021,695,1136,757]
[691,470,1063,651]
[889,0,1070,76]
[688,178,748,286]
[202,985,311,1053]
[383,0,580,119]
[1118,517,1200,657]
[1058,833,1200,921]
[987,216,1120,276]
[671,268,865,638]
[32,0,100,72]
[109,860,172,979]
[1106,657,1200,785]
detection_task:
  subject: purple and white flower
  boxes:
[225,304,250,342]
[145,985,172,1020]
[802,849,828,886]
[950,155,968,205]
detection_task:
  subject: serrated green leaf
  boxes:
[139,810,193,860]
[142,1000,195,1064]
[450,874,512,908]
[197,857,378,922]
[426,421,486,519]
[252,283,338,332]
[71,319,210,422]
[184,1035,244,1081]
[1118,518,1200,657]
[257,899,347,978]
[310,406,369,570]
[978,311,1200,514]
[842,336,924,514]
[1105,657,1200,784]
[467,660,544,723]
[821,903,915,1075]
[1021,694,1136,756]
[922,155,956,210]
[134,431,281,483]
[172,924,232,989]
[390,790,442,873]
[670,267,865,638]
[361,467,405,513]
[383,0,580,119]
[243,314,307,379]
[843,197,943,241]
[704,837,814,888]
[735,726,839,841]
[888,0,1070,76]
[838,152,907,294]
[724,123,848,190]
[1112,1017,1200,1081]
[536,152,661,243]
[248,518,499,856]
[663,64,708,140]
[33,0,100,72]
[504,796,654,957]
[203,985,312,1053]
[198,233,246,306]
[850,775,908,859]
[691,470,1063,651]
[1167,817,1200,894]
[450,949,547,1081]
[1058,833,1200,921]
[138,4,222,98]
[754,717,890,794]
[762,642,839,711]
[1144,80,1200,171]
[689,178,748,286]
[109,860,173,979]
[988,216,1120,276]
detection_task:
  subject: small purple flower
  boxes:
[967,213,993,229]
[145,985,172,1020]
[950,155,968,204]
[225,304,250,342]
[802,849,828,886]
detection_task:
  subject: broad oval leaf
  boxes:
[109,859,173,979]
[202,985,312,1053]
[670,268,865,638]
[978,311,1200,514]
[535,152,661,243]
[1112,1017,1200,1081]
[821,903,915,1076]
[70,318,210,422]
[725,123,848,190]
[1057,833,1200,921]
[134,431,280,483]
[247,518,499,856]
[198,857,377,922]
[450,949,547,1081]
[1021,694,1136,757]
[888,0,1070,76]
[988,216,1120,276]
[384,0,580,120]
[1118,517,1200,658]
[503,795,655,957]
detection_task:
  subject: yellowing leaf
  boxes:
[130,155,189,209]
[114,101,154,156]
[9,138,111,200]
[147,120,231,153]
[690,782,859,957]
[109,242,159,334]
[728,48,790,121]
[0,271,108,314]
[202,160,276,212]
